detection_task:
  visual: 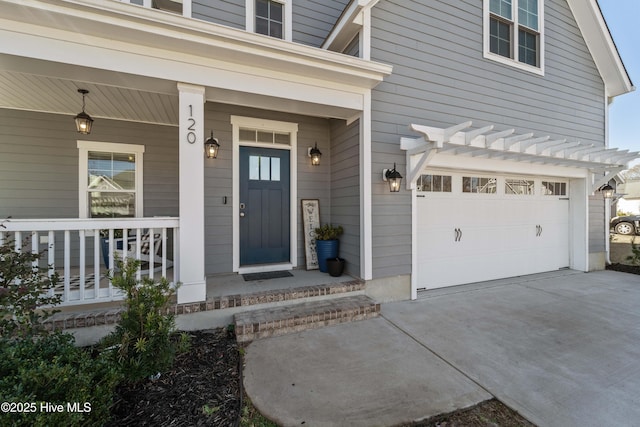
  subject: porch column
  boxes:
[177,83,206,303]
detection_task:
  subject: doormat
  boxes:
[243,271,293,281]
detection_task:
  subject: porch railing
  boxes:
[0,217,179,307]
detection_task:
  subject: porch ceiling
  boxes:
[0,58,179,125]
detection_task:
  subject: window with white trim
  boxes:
[77,141,144,218]
[484,0,543,73]
[246,0,291,41]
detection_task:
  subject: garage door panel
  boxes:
[416,172,569,290]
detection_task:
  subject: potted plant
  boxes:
[314,224,343,273]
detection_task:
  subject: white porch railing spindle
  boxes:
[149,228,155,281]
[173,227,180,287]
[15,231,22,252]
[108,229,114,298]
[136,229,142,281]
[31,231,38,270]
[94,230,100,301]
[79,230,86,301]
[122,227,128,262]
[48,231,55,297]
[162,227,167,278]
[64,230,71,302]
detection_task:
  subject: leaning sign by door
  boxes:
[302,199,320,270]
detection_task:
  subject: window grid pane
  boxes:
[518,29,538,66]
[417,174,452,193]
[490,0,512,19]
[518,0,538,30]
[256,0,283,39]
[542,181,567,196]
[463,177,497,194]
[490,18,512,58]
[505,178,534,195]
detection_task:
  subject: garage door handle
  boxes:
[454,228,462,242]
[536,225,542,237]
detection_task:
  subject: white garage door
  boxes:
[416,171,569,290]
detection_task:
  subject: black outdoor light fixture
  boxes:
[599,183,614,199]
[308,142,322,166]
[383,163,403,192]
[205,130,220,159]
[74,89,94,134]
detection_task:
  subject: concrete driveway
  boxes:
[244,270,640,427]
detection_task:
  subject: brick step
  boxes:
[43,279,366,331]
[234,294,380,343]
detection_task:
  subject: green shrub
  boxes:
[0,333,120,427]
[626,240,640,266]
[314,224,344,241]
[0,234,119,426]
[0,236,61,338]
[101,257,182,383]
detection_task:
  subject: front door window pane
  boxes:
[249,155,260,180]
[271,157,281,181]
[260,156,271,181]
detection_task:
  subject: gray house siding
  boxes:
[192,0,245,30]
[0,109,178,220]
[191,0,349,48]
[369,0,606,279]
[292,0,350,47]
[330,118,361,276]
[203,103,332,275]
[0,108,179,267]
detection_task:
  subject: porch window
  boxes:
[484,0,543,74]
[78,141,145,218]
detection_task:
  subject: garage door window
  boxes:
[505,178,534,195]
[417,174,452,192]
[542,181,567,196]
[463,176,497,194]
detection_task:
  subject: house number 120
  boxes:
[186,105,196,144]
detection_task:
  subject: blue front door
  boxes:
[239,146,290,266]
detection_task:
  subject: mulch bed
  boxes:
[109,328,241,426]
[408,399,536,427]
[606,263,640,275]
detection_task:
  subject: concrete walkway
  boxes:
[243,270,640,427]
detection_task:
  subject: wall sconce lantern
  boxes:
[74,89,94,134]
[599,183,614,199]
[205,131,220,159]
[383,163,403,192]
[308,142,322,166]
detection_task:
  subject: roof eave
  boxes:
[567,0,633,98]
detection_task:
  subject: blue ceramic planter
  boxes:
[315,239,339,273]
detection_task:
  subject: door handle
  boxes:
[536,225,542,237]
[454,228,462,242]
[240,212,245,217]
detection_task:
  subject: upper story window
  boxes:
[246,0,292,41]
[484,0,544,75]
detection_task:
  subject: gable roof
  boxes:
[564,0,633,98]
